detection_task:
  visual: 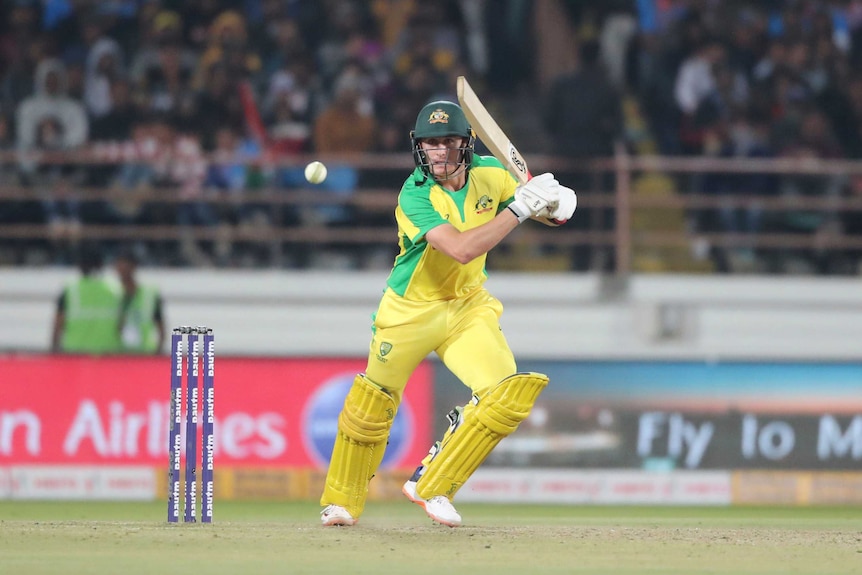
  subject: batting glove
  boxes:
[547,185,577,224]
[508,173,560,223]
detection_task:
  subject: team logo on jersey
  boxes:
[428,109,449,124]
[474,195,494,215]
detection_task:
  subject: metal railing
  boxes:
[1,148,861,274]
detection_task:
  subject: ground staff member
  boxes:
[115,248,165,354]
[51,243,122,354]
[320,100,577,527]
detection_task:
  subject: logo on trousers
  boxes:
[376,341,392,363]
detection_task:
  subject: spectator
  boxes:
[545,39,623,159]
[674,35,728,155]
[0,0,43,109]
[245,0,293,70]
[817,57,860,158]
[15,57,89,263]
[0,110,15,181]
[307,67,376,227]
[51,242,122,354]
[0,109,24,261]
[694,61,750,135]
[158,121,210,265]
[626,27,682,155]
[113,0,163,58]
[315,0,374,88]
[83,36,125,120]
[49,1,100,59]
[195,10,261,87]
[182,0,229,52]
[370,0,417,50]
[174,121,219,232]
[29,115,84,260]
[263,51,321,142]
[115,246,166,354]
[85,40,133,194]
[193,60,244,150]
[201,124,266,265]
[752,37,789,87]
[106,116,161,229]
[111,114,208,265]
[258,15,307,81]
[772,107,847,273]
[129,10,198,117]
[313,66,377,153]
[544,38,623,272]
[266,87,312,155]
[374,16,445,154]
[90,77,136,141]
[835,176,862,274]
[16,57,88,153]
[698,109,777,273]
[390,6,463,84]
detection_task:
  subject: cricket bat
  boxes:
[456,75,531,185]
[458,76,568,225]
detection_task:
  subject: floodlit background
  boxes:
[0,0,860,506]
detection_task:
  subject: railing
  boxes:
[1,148,861,275]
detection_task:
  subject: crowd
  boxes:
[617,0,862,274]
[0,0,860,274]
[0,0,494,267]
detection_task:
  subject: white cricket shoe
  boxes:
[402,479,462,528]
[320,504,357,526]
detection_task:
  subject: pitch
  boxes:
[1,501,859,574]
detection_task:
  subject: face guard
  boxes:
[410,101,475,182]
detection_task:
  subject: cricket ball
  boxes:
[304,161,328,184]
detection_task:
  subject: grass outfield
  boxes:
[0,501,860,574]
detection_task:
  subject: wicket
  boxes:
[169,326,215,523]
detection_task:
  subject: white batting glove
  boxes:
[508,173,560,223]
[547,185,577,223]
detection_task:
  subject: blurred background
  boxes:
[0,0,860,506]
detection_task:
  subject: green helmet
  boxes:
[412,101,472,139]
[410,101,475,181]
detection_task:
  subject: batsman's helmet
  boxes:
[410,101,475,180]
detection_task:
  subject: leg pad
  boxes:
[320,374,396,518]
[416,372,548,499]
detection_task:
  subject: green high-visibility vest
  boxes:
[119,285,161,353]
[61,276,122,353]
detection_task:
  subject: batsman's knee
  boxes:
[475,372,549,434]
[339,373,397,444]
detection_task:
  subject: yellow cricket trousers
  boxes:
[364,286,517,406]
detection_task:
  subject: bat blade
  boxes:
[456,76,531,184]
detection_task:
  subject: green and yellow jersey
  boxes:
[386,155,518,301]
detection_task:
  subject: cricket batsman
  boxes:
[320,100,577,527]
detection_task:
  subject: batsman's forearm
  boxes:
[428,210,520,264]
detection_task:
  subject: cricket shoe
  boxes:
[320,504,357,526]
[401,465,424,506]
[402,477,462,528]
